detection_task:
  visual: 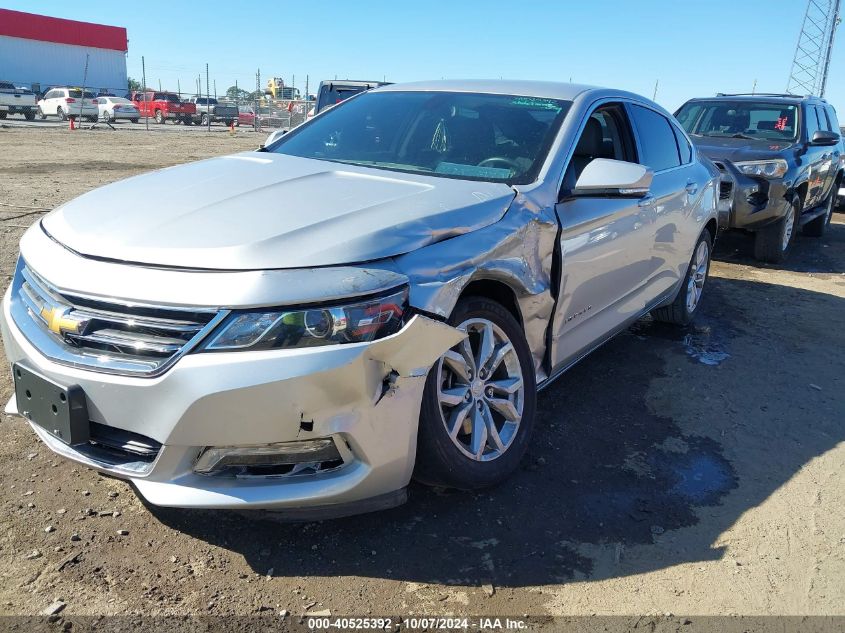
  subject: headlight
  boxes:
[734,159,788,179]
[201,287,409,351]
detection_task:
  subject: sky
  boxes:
[8,0,845,112]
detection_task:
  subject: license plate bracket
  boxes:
[13,363,90,446]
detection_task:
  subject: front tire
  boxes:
[201,113,210,126]
[154,109,164,124]
[652,229,713,326]
[754,197,799,263]
[24,111,35,121]
[415,296,536,490]
[38,107,46,120]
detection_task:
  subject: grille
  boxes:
[11,261,225,377]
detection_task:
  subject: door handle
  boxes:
[686,181,699,195]
[638,195,655,208]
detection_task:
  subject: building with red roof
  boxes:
[0,9,128,95]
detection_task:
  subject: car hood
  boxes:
[690,135,796,163]
[42,152,516,270]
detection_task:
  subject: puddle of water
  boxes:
[649,443,737,505]
[628,318,731,367]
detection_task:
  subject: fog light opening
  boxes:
[193,438,345,478]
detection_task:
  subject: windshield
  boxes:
[270,91,570,184]
[677,101,800,142]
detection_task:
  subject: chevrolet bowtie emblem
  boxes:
[40,306,82,336]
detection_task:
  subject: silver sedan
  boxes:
[1,80,719,518]
[95,96,140,123]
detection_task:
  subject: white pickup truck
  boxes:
[0,81,37,120]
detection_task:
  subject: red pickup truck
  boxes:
[130,91,196,124]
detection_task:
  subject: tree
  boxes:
[226,85,251,103]
[127,77,141,93]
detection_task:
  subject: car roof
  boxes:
[683,94,827,106]
[376,79,608,101]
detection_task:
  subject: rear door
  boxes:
[628,103,697,299]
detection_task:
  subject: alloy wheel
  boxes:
[686,240,709,314]
[781,207,795,251]
[436,318,525,462]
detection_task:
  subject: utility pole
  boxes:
[652,79,659,101]
[206,63,210,130]
[142,55,148,131]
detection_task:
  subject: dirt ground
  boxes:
[0,127,843,621]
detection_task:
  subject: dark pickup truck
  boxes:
[676,94,843,263]
[188,97,238,126]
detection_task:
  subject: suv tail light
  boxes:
[65,97,76,103]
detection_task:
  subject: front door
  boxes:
[550,104,657,370]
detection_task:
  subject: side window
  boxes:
[805,105,820,138]
[671,123,692,164]
[561,103,637,195]
[825,106,840,132]
[817,106,833,131]
[629,104,681,172]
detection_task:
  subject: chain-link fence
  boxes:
[5,58,317,131]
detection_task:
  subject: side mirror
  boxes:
[264,129,288,146]
[573,158,654,198]
[810,130,840,146]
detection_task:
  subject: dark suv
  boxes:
[675,94,842,262]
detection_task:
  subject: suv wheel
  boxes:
[652,229,712,325]
[754,197,799,263]
[201,113,210,126]
[803,185,837,237]
[57,106,67,121]
[415,296,536,490]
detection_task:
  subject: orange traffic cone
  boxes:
[229,120,235,135]
[69,117,75,130]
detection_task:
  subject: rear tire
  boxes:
[0,112,6,120]
[754,197,799,263]
[57,107,67,121]
[24,112,35,121]
[201,113,210,126]
[414,296,536,490]
[803,185,837,237]
[38,107,46,120]
[154,109,164,124]
[651,229,713,326]
[130,118,139,124]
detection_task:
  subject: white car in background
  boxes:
[37,87,98,122]
[95,96,140,123]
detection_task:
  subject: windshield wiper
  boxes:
[731,133,755,140]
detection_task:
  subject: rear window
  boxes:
[154,93,181,103]
[0,81,15,90]
[68,90,96,99]
[629,104,681,172]
[317,84,371,111]
[676,100,800,142]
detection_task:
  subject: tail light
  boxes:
[113,105,121,110]
[65,97,76,103]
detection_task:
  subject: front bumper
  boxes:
[716,161,792,231]
[1,287,463,515]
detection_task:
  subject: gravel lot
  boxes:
[0,127,843,621]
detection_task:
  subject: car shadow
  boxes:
[712,212,843,274]
[145,274,845,588]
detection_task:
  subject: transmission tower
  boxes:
[787,0,842,97]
